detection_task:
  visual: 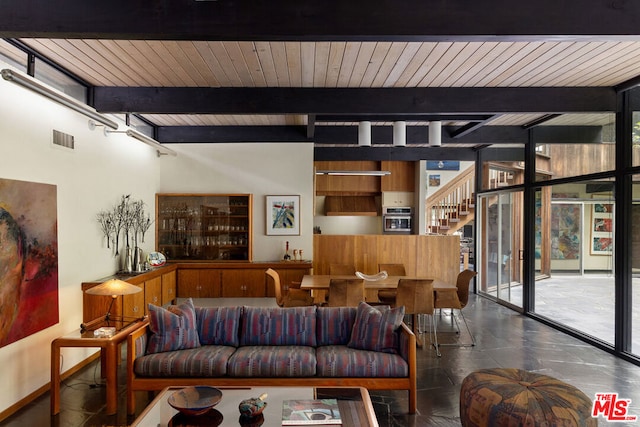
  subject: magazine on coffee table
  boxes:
[281,398,342,425]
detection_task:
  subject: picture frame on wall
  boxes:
[266,195,300,235]
[590,196,614,255]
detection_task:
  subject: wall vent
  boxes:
[52,129,75,150]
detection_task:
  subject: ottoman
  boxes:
[460,368,596,427]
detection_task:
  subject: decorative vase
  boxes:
[134,247,144,272]
[122,247,134,272]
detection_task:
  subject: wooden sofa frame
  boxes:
[126,321,417,414]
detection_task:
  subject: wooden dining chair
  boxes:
[327,278,365,307]
[377,263,406,304]
[265,268,313,307]
[394,279,440,356]
[435,269,477,347]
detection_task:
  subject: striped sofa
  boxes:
[126,300,417,414]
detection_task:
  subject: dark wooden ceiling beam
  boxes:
[94,87,616,114]
[157,124,602,145]
[315,114,494,122]
[1,1,640,41]
[315,146,479,162]
[157,125,529,144]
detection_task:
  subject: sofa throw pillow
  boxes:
[347,301,405,354]
[196,306,243,347]
[146,298,200,354]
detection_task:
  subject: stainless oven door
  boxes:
[383,215,412,232]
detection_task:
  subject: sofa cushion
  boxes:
[347,302,405,354]
[227,345,317,377]
[146,298,200,354]
[239,306,317,347]
[316,345,409,377]
[316,306,357,346]
[196,306,243,347]
[135,345,236,377]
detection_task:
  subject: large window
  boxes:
[0,40,27,70]
[533,179,615,344]
[631,176,640,355]
[534,114,616,181]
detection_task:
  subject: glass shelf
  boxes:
[156,193,253,261]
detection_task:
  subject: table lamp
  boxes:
[83,279,143,328]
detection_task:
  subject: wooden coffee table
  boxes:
[131,386,379,427]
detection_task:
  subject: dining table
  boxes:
[300,275,457,294]
[300,274,459,353]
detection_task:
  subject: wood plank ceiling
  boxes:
[1,1,639,159]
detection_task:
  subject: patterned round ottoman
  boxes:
[460,368,597,427]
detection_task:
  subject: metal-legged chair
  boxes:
[435,269,477,347]
[394,279,440,356]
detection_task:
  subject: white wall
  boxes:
[0,64,162,413]
[425,161,475,199]
[158,143,315,261]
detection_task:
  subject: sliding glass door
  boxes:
[477,190,523,308]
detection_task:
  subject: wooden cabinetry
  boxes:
[156,193,253,261]
[381,161,415,192]
[161,270,176,305]
[315,161,381,195]
[220,269,265,297]
[82,265,178,323]
[177,269,221,298]
[144,276,162,308]
[122,284,145,318]
[382,191,414,207]
[176,262,312,299]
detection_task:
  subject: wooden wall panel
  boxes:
[415,235,460,285]
[376,235,418,276]
[313,234,460,286]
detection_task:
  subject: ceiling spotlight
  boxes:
[393,121,406,147]
[358,121,372,147]
[429,121,442,147]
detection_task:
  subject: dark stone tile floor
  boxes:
[3,294,640,426]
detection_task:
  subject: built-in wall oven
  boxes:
[383,207,413,234]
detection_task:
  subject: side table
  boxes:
[50,318,146,415]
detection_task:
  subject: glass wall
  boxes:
[632,175,640,355]
[534,113,616,181]
[533,179,615,344]
[477,190,523,308]
[633,112,640,168]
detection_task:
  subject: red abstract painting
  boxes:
[0,178,58,348]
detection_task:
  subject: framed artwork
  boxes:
[550,204,581,260]
[266,195,300,235]
[426,160,460,171]
[0,177,58,348]
[590,196,614,255]
[429,174,440,187]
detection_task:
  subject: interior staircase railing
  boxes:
[426,165,475,234]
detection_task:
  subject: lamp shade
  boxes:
[85,279,142,297]
[429,121,442,147]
